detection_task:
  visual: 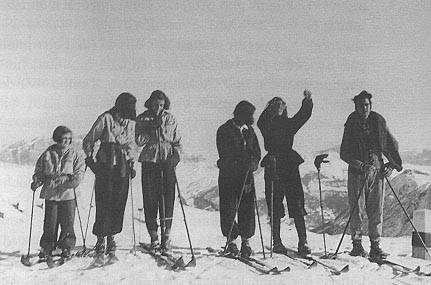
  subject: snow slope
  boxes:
[1,162,431,284]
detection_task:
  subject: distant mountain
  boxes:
[1,138,430,238]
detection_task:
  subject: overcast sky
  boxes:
[1,0,430,159]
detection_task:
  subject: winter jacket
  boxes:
[83,112,135,163]
[33,145,85,201]
[258,98,313,167]
[340,111,402,172]
[135,110,182,164]
[216,119,261,174]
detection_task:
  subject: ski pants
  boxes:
[264,166,307,221]
[40,199,76,253]
[219,170,255,240]
[93,165,129,237]
[348,159,384,242]
[141,162,176,240]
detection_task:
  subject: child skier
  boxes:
[31,126,85,266]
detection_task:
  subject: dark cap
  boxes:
[353,90,372,104]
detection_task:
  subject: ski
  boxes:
[86,253,105,269]
[265,246,317,268]
[139,242,186,271]
[207,247,289,274]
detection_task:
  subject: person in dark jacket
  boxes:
[31,126,85,265]
[257,90,313,257]
[83,93,136,257]
[340,90,402,259]
[135,90,182,254]
[216,101,261,258]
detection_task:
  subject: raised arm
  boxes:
[290,97,313,134]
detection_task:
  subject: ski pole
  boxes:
[129,169,137,255]
[270,180,274,258]
[332,172,369,258]
[318,169,327,257]
[253,189,266,259]
[314,154,329,257]
[385,177,431,260]
[21,190,36,266]
[83,180,95,247]
[223,170,250,255]
[73,188,87,256]
[174,170,196,266]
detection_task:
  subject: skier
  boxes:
[30,126,85,265]
[340,90,402,259]
[83,93,137,259]
[257,90,313,257]
[135,90,182,254]
[216,101,261,258]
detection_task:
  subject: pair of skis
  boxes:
[86,252,119,269]
[206,247,290,275]
[267,247,349,275]
[138,242,188,271]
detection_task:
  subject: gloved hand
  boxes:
[129,161,136,179]
[85,157,99,175]
[381,163,393,178]
[260,154,276,168]
[167,151,180,169]
[361,164,376,175]
[303,89,312,100]
[30,179,43,191]
[243,173,253,194]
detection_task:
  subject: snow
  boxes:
[1,162,431,284]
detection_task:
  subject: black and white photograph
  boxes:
[0,1,430,284]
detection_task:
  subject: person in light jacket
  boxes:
[31,126,85,264]
[135,90,182,254]
[83,93,136,257]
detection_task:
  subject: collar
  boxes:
[232,120,248,132]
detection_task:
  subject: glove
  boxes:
[381,163,393,178]
[30,179,43,191]
[260,154,276,168]
[129,161,136,179]
[361,164,376,175]
[303,89,312,100]
[243,173,253,194]
[167,151,180,169]
[85,157,99,175]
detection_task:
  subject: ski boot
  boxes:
[106,236,118,264]
[46,252,55,268]
[58,249,72,265]
[161,235,172,255]
[224,240,239,257]
[350,240,368,257]
[369,241,388,261]
[240,239,253,259]
[298,240,311,258]
[38,249,48,263]
[92,237,105,266]
[148,239,161,253]
[272,241,288,255]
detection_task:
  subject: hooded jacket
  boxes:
[33,145,85,201]
[340,111,402,172]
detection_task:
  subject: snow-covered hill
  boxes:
[1,161,431,284]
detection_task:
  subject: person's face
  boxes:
[243,111,255,126]
[151,99,165,116]
[356,98,371,120]
[57,133,72,149]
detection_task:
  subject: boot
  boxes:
[298,241,311,257]
[95,237,105,255]
[273,241,288,255]
[295,217,311,257]
[161,235,172,255]
[38,248,48,262]
[225,239,239,256]
[240,239,253,258]
[369,241,388,260]
[106,235,116,256]
[46,251,54,268]
[350,240,368,257]
[61,248,72,260]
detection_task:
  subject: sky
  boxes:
[1,0,430,159]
